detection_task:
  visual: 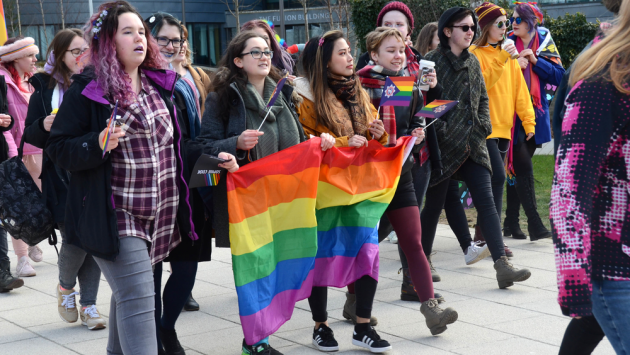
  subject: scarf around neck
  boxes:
[175,77,201,140]
[357,63,404,146]
[326,72,369,138]
[44,51,68,108]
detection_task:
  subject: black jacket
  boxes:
[45,68,200,261]
[23,73,70,223]
[0,75,15,162]
[198,82,304,248]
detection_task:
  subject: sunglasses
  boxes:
[451,25,475,33]
[511,17,523,25]
[495,19,511,29]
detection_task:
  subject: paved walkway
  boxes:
[0,225,616,354]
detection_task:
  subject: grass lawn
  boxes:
[438,155,555,232]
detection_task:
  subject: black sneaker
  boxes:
[312,324,339,352]
[352,325,392,353]
[241,339,283,355]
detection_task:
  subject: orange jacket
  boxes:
[294,78,388,147]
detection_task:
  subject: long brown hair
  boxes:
[570,0,630,94]
[211,31,282,119]
[300,30,372,130]
[415,22,438,56]
[473,18,505,49]
[46,28,83,89]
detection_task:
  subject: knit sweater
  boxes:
[424,45,492,186]
[469,44,536,140]
[550,76,630,317]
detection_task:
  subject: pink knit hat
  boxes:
[0,37,39,63]
[377,2,414,32]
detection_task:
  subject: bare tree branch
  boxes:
[325,0,333,29]
[297,0,310,40]
[37,0,48,42]
[221,0,262,35]
[59,0,65,29]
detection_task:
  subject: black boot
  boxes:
[504,183,527,239]
[160,327,186,355]
[515,174,552,241]
[0,260,23,293]
[183,293,199,311]
[399,268,445,303]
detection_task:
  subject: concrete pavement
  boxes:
[0,224,617,354]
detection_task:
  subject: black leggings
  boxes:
[512,128,537,177]
[154,261,198,347]
[559,316,605,355]
[420,158,505,261]
[477,139,509,227]
[309,275,378,322]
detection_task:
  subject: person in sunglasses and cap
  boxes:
[422,7,533,289]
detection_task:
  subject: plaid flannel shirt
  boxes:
[110,71,181,265]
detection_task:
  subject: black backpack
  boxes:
[0,135,56,247]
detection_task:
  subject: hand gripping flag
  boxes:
[101,100,119,158]
[227,136,416,344]
[380,76,414,107]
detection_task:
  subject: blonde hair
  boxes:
[181,26,193,67]
[415,22,438,56]
[473,18,505,49]
[366,27,405,56]
[570,0,630,94]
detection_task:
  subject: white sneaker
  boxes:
[388,231,398,244]
[28,245,43,263]
[16,256,36,277]
[465,241,491,265]
[80,305,107,330]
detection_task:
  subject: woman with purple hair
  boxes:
[504,2,564,241]
[241,20,295,75]
[46,1,237,353]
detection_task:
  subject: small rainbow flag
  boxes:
[380,76,414,107]
[266,73,288,108]
[101,100,118,158]
[415,100,459,119]
[204,172,220,186]
[227,136,415,344]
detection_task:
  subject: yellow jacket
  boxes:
[470,44,536,139]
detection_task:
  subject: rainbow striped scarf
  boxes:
[227,136,415,344]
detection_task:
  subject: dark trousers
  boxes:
[421,159,505,261]
[0,227,8,263]
[309,275,378,322]
[559,316,605,355]
[154,260,198,348]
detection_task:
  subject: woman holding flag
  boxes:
[357,26,459,337]
[292,30,391,353]
[504,2,564,241]
[198,30,327,355]
[46,2,237,354]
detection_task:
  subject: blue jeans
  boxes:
[592,279,630,354]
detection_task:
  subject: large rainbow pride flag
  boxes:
[227,136,415,344]
[0,0,8,45]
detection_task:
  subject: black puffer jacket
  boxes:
[45,68,206,261]
[23,73,69,223]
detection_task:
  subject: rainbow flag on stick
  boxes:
[101,100,118,158]
[380,76,414,107]
[415,100,459,119]
[227,136,416,344]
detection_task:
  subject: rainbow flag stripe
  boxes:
[416,100,459,119]
[0,0,7,45]
[227,137,414,344]
[204,173,220,186]
[380,76,415,107]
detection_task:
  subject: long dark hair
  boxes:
[300,30,372,130]
[212,31,282,119]
[46,28,83,89]
[415,22,438,56]
[145,12,182,39]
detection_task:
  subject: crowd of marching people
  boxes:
[0,0,628,354]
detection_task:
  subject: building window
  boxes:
[186,23,222,67]
[17,25,56,61]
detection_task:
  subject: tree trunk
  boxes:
[235,0,240,33]
[337,0,343,31]
[326,0,333,29]
[60,0,65,29]
[301,1,309,40]
[17,0,22,36]
[38,0,47,43]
